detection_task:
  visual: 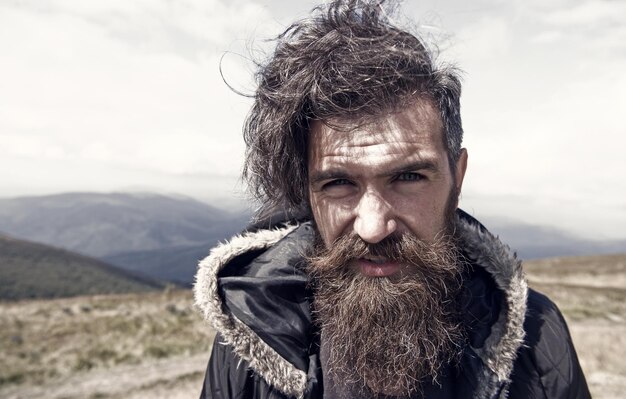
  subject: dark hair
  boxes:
[242,0,463,219]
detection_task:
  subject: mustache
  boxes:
[307,231,461,278]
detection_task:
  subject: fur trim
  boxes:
[456,218,528,398]
[193,224,307,398]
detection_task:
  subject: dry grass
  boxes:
[0,288,214,397]
[525,254,626,398]
[1,254,624,398]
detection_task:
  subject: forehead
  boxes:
[308,100,446,166]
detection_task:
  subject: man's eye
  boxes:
[323,178,351,189]
[395,172,423,182]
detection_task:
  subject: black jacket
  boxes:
[193,211,590,398]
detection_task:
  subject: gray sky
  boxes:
[1,0,625,240]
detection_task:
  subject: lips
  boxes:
[356,256,401,277]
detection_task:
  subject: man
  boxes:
[194,1,590,398]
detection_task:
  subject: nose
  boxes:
[353,191,397,243]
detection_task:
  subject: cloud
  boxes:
[530,30,564,44]
[455,17,512,60]
[522,0,626,52]
[542,0,626,27]
[0,0,279,198]
[438,0,626,239]
[10,0,273,55]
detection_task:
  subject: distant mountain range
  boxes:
[0,192,249,257]
[481,216,626,260]
[0,192,250,285]
[0,192,624,287]
[103,242,217,285]
[0,234,163,300]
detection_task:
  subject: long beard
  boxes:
[307,230,466,398]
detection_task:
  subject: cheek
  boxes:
[309,194,330,243]
[310,195,352,245]
[395,193,449,239]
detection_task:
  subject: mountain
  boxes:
[0,192,250,258]
[481,217,626,259]
[103,242,217,286]
[0,234,163,300]
[2,192,623,285]
[105,213,626,285]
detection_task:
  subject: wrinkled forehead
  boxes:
[307,99,445,159]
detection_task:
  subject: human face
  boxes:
[308,100,467,277]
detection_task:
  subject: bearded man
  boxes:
[194,1,590,398]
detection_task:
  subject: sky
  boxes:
[1,0,625,240]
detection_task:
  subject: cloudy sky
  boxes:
[1,0,625,240]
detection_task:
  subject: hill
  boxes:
[480,216,626,260]
[0,192,250,258]
[1,193,623,264]
[103,242,216,286]
[0,234,163,300]
[2,192,624,285]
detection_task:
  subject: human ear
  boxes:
[454,148,468,196]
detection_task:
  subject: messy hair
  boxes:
[243,0,463,219]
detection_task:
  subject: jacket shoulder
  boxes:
[507,289,591,399]
[201,333,291,399]
[195,223,320,399]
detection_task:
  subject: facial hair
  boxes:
[306,228,466,398]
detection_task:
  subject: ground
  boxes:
[0,254,624,398]
[525,254,626,398]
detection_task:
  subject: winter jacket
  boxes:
[193,210,591,398]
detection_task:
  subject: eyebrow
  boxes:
[309,160,440,186]
[389,160,439,176]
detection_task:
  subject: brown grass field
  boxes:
[1,254,624,398]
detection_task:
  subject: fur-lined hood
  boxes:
[194,211,528,398]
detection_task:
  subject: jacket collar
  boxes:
[193,211,528,398]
